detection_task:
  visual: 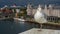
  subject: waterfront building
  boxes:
[26,4,33,16]
[0,4,60,21]
[26,4,60,22]
[43,4,60,17]
[10,5,27,18]
[32,9,37,16]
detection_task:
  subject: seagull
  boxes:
[34,5,47,31]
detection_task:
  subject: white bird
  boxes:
[34,5,47,31]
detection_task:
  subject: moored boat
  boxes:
[14,18,26,22]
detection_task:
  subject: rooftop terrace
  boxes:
[19,28,60,34]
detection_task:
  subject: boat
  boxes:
[14,18,26,22]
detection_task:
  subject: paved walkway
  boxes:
[19,28,60,34]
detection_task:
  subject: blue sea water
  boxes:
[0,20,38,34]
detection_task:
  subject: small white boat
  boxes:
[14,18,26,21]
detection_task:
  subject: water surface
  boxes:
[0,20,38,34]
[0,20,60,34]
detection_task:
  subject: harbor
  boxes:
[0,4,60,34]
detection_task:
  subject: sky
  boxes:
[0,0,60,7]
